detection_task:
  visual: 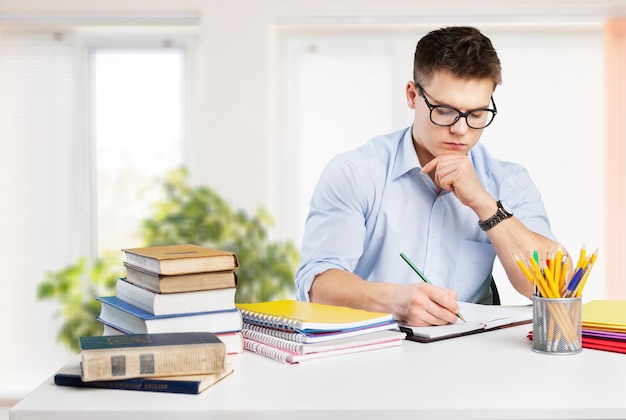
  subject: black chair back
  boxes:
[490,276,500,305]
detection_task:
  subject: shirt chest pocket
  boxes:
[453,240,497,302]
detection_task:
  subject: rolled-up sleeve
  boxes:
[295,154,369,301]
[497,164,556,242]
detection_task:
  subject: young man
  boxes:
[295,26,566,327]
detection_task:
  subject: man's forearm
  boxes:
[486,216,566,298]
[309,269,399,314]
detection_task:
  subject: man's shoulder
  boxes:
[337,127,409,165]
[470,143,537,200]
[470,143,528,176]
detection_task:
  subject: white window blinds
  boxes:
[0,32,77,397]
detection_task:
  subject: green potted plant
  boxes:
[38,167,299,352]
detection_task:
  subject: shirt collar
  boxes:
[391,126,421,181]
[391,126,480,182]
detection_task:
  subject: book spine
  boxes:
[80,343,226,382]
[243,339,294,364]
[242,329,303,353]
[242,322,308,343]
[54,374,201,394]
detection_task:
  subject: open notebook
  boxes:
[399,302,532,342]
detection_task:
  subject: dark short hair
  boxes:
[413,26,502,88]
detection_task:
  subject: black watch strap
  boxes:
[478,200,513,231]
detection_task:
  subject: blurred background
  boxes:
[2,0,626,412]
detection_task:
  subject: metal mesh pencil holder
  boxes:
[532,296,582,355]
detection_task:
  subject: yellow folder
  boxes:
[236,300,393,332]
[582,300,626,332]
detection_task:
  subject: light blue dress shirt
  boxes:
[295,126,556,304]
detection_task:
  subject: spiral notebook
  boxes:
[242,328,405,355]
[243,330,404,364]
[241,321,398,343]
[236,300,394,333]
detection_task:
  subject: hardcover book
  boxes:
[236,300,394,333]
[124,262,238,293]
[55,358,233,394]
[79,332,227,382]
[102,323,245,355]
[115,277,236,316]
[122,244,239,275]
[96,296,243,335]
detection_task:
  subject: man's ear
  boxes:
[405,81,417,109]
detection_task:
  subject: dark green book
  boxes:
[55,359,233,394]
[79,332,226,382]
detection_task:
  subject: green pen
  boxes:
[400,252,466,322]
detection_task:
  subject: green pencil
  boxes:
[400,252,466,322]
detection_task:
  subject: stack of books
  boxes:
[235,299,405,364]
[55,332,234,394]
[96,244,244,355]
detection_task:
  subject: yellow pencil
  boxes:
[529,256,556,298]
[559,261,569,297]
[554,246,563,293]
[543,263,558,297]
[574,249,598,297]
[575,244,586,271]
[514,254,534,284]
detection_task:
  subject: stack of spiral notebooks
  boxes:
[235,300,405,364]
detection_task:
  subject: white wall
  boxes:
[0,1,622,209]
[1,0,619,218]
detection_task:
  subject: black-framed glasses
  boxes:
[416,83,497,129]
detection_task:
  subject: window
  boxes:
[92,47,184,251]
[0,28,197,397]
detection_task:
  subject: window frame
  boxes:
[78,27,199,258]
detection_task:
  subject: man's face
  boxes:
[406,71,495,166]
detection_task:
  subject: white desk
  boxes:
[10,324,626,420]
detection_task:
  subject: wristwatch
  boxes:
[478,200,513,231]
